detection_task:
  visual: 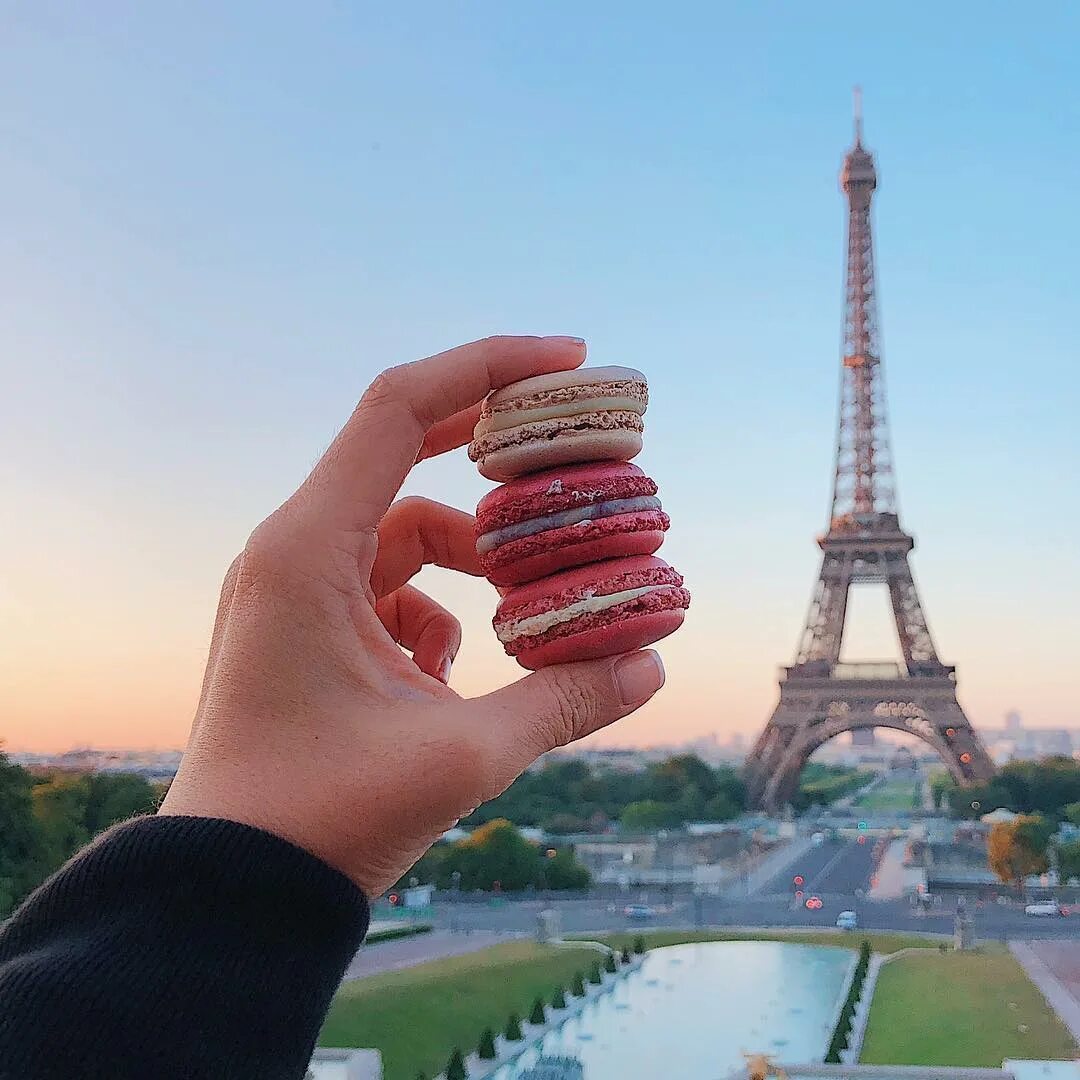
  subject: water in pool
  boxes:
[492,941,854,1080]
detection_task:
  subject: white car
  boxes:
[623,904,656,920]
[811,832,826,846]
[836,910,858,930]
[1025,900,1064,917]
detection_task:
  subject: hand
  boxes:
[159,336,666,896]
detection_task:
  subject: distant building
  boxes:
[571,828,751,886]
[1004,709,1023,734]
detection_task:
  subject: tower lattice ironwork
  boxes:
[744,92,995,812]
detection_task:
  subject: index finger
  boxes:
[305,335,586,529]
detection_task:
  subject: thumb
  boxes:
[473,650,666,775]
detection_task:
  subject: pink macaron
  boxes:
[493,555,689,670]
[475,462,670,587]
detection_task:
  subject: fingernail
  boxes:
[544,335,586,347]
[614,650,665,706]
[438,657,453,684]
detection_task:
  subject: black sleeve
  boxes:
[0,815,370,1080]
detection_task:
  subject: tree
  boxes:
[929,771,956,811]
[460,820,540,890]
[1063,802,1080,829]
[587,960,603,984]
[544,813,590,835]
[988,815,1051,888]
[0,753,48,915]
[477,1028,497,1059]
[570,971,586,996]
[604,952,617,973]
[529,997,546,1025]
[955,759,1080,821]
[82,773,158,833]
[633,935,646,954]
[503,1013,523,1041]
[445,1047,467,1080]
[543,848,591,890]
[621,946,632,964]
[463,753,747,832]
[948,779,1013,819]
[32,774,91,876]
[620,800,676,831]
[703,791,741,821]
[550,986,567,1009]
[400,820,591,893]
[1057,839,1080,883]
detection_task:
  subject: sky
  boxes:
[1,2,1078,752]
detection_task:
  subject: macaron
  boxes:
[475,462,670,587]
[468,366,648,482]
[493,555,689,670]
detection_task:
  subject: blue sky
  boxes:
[2,2,1077,750]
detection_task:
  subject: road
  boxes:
[756,837,878,899]
[388,838,1079,943]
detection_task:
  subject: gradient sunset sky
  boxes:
[2,3,1078,752]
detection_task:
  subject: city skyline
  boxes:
[3,5,1078,752]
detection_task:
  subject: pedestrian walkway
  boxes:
[740,835,815,897]
[342,929,518,981]
[1009,940,1080,1043]
[868,838,924,900]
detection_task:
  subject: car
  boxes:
[623,904,656,920]
[1025,900,1065,917]
[836,910,858,930]
[811,832,826,846]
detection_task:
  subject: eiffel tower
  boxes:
[744,93,995,812]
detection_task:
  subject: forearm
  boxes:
[0,816,369,1080]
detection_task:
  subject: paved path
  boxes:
[1010,939,1080,1042]
[343,929,521,981]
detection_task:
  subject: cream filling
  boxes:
[476,496,661,554]
[495,585,661,644]
[474,394,645,437]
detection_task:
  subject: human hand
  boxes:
[159,336,666,897]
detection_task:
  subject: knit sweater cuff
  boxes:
[0,814,370,1080]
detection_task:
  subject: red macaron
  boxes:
[475,462,670,587]
[493,554,690,670]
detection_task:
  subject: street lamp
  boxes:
[449,870,462,934]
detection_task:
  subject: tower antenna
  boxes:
[853,85,863,145]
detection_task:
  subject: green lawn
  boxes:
[585,928,944,955]
[852,775,921,812]
[320,941,600,1080]
[861,951,1076,1066]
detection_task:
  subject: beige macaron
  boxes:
[468,366,648,482]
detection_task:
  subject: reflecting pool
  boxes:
[492,941,855,1080]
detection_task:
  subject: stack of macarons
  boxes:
[469,366,689,670]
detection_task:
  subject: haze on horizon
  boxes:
[2,5,1077,754]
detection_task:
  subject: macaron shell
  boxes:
[476,461,654,528]
[483,521,667,587]
[477,429,643,482]
[497,553,677,614]
[513,608,685,670]
[483,366,646,409]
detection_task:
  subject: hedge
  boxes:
[825,939,872,1063]
[365,923,433,944]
